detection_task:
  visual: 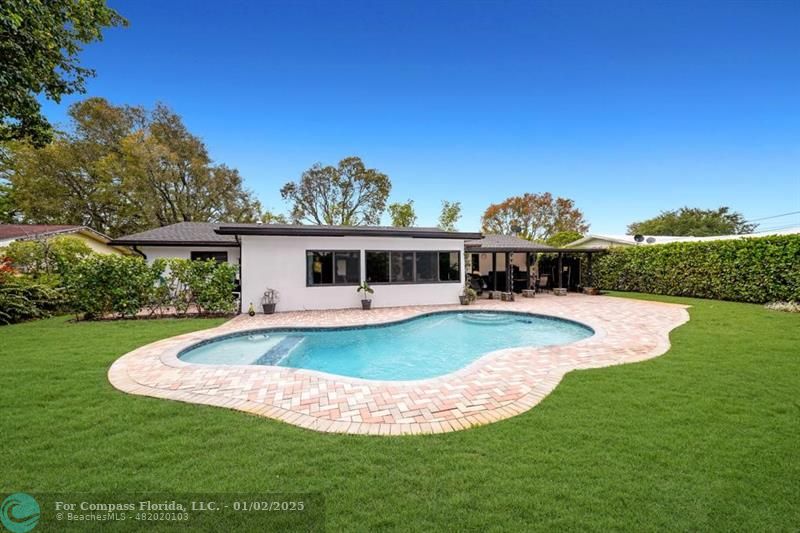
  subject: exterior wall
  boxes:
[240,235,465,312]
[138,245,241,266]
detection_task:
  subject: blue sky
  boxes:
[40,0,800,233]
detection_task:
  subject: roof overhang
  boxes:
[216,225,483,240]
[110,240,239,247]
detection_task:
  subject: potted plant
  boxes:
[261,288,279,314]
[460,284,477,305]
[357,282,374,310]
[247,302,256,316]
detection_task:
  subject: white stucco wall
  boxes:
[138,245,241,266]
[240,235,465,312]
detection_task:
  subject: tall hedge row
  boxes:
[592,235,800,303]
[64,255,239,319]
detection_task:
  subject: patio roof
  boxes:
[465,234,604,253]
[216,223,482,240]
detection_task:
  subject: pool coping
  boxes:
[108,294,690,435]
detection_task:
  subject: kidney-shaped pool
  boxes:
[179,311,594,381]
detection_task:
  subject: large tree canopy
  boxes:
[0,0,126,146]
[627,207,756,236]
[2,98,262,237]
[481,193,588,241]
[281,157,391,225]
[388,200,416,227]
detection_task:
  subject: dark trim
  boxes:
[216,225,482,240]
[466,246,607,253]
[110,240,237,247]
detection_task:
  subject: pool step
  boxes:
[459,313,516,325]
[255,336,305,366]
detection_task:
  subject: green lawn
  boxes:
[2,294,798,531]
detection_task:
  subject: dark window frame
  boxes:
[190,250,229,263]
[365,250,462,285]
[305,250,362,287]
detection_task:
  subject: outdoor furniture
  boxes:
[522,289,536,298]
[553,288,567,296]
[500,292,514,301]
[489,290,503,300]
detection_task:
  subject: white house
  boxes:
[113,222,482,312]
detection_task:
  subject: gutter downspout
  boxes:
[235,234,242,314]
[132,245,147,259]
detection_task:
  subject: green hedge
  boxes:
[0,273,64,325]
[64,255,238,319]
[592,235,800,303]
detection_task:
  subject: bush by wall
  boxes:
[592,235,800,303]
[64,255,238,319]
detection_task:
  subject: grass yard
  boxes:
[1,294,798,531]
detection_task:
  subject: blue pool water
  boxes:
[179,311,593,381]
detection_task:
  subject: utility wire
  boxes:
[744,210,800,223]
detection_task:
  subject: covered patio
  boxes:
[464,234,604,294]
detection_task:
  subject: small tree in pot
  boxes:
[261,288,279,314]
[460,284,477,305]
[357,282,374,310]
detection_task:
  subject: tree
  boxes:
[281,157,391,225]
[3,98,262,236]
[438,201,462,231]
[481,193,588,241]
[260,210,289,224]
[0,177,17,223]
[627,207,756,236]
[388,200,416,227]
[546,230,583,247]
[0,0,127,146]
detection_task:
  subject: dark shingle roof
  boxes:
[112,222,237,246]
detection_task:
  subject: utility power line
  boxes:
[745,210,800,223]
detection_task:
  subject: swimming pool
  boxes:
[179,311,594,381]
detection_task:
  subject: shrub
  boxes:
[63,255,238,319]
[1,236,94,277]
[64,255,161,319]
[592,235,800,303]
[0,273,64,325]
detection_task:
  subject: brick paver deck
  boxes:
[108,294,689,435]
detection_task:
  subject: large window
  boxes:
[366,251,390,283]
[366,251,461,284]
[306,251,360,286]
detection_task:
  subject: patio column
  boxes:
[492,252,497,291]
[587,252,594,287]
[526,252,533,290]
[558,252,563,289]
[505,252,511,292]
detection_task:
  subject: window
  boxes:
[191,251,228,263]
[391,252,414,282]
[365,250,461,284]
[439,251,461,281]
[366,251,390,283]
[415,252,438,282]
[306,251,360,286]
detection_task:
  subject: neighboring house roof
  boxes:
[215,223,482,240]
[564,226,800,248]
[111,222,239,246]
[0,223,115,245]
